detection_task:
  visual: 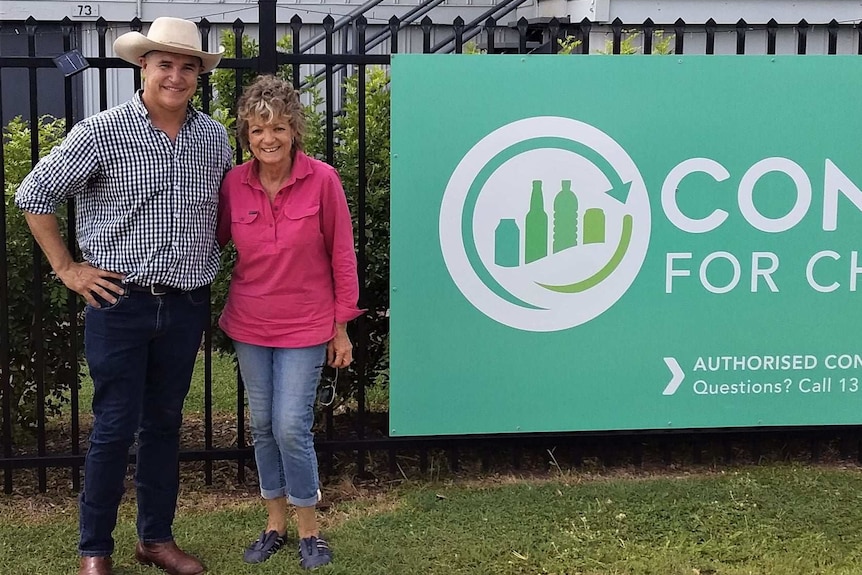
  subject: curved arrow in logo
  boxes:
[537,214,633,293]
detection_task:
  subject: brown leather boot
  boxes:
[134,541,204,575]
[78,556,113,575]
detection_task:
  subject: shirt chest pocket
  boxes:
[231,210,266,249]
[280,202,322,247]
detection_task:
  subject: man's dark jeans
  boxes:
[78,286,209,557]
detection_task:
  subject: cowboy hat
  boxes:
[114,17,224,73]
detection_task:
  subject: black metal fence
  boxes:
[3,0,862,494]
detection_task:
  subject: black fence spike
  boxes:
[797,18,809,54]
[828,19,839,54]
[579,17,592,52]
[517,17,528,54]
[642,18,654,54]
[705,18,716,54]
[611,18,623,54]
[736,19,747,54]
[485,17,496,53]
[674,18,686,54]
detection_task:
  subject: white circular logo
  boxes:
[439,116,650,332]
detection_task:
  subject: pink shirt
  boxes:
[217,152,362,348]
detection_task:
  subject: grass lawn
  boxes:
[3,464,862,574]
[20,361,862,573]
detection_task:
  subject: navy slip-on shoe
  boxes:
[243,530,286,564]
[298,536,332,570]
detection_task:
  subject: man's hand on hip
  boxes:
[56,262,126,308]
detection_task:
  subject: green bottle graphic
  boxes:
[583,208,606,244]
[524,180,548,264]
[494,219,520,267]
[553,179,578,253]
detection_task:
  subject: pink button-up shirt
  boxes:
[217,151,362,348]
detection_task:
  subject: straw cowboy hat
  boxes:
[114,17,224,73]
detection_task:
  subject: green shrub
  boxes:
[209,30,293,115]
[2,116,82,433]
[334,67,391,392]
[596,30,675,55]
[209,30,262,115]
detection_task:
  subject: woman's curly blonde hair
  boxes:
[236,74,306,153]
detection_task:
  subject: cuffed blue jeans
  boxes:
[78,286,209,557]
[233,341,325,507]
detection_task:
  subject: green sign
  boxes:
[390,54,862,436]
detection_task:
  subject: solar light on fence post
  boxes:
[53,49,89,77]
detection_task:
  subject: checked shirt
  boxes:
[15,91,233,291]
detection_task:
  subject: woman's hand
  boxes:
[327,323,353,368]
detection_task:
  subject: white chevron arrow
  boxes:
[662,357,685,395]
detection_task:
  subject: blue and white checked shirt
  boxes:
[15,91,233,291]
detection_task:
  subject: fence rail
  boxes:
[3,0,862,494]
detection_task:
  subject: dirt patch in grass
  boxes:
[5,409,862,525]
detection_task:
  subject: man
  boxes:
[15,17,232,575]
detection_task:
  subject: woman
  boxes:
[217,75,361,569]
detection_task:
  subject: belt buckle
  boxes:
[149,284,168,296]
